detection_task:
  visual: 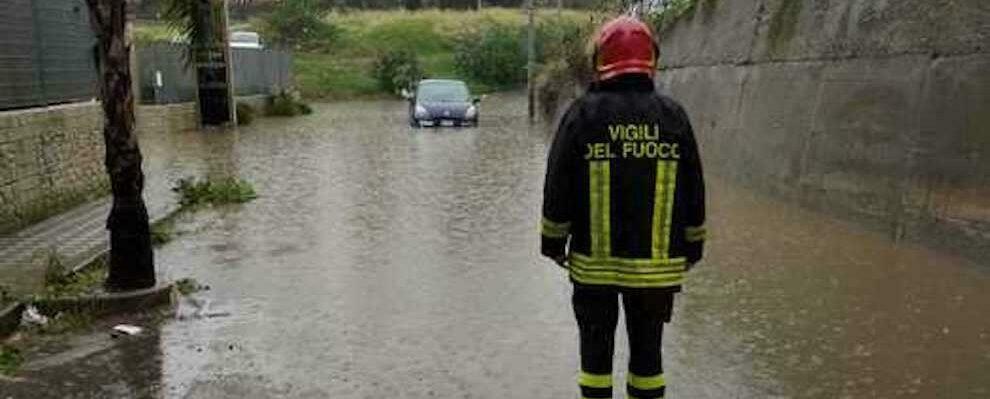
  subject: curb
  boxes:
[1,205,183,340]
[1,284,177,340]
[0,302,26,339]
[32,283,176,319]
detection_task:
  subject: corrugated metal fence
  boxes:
[0,0,99,110]
[231,46,293,97]
[1,0,293,110]
[137,42,293,104]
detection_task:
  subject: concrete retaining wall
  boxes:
[657,0,990,259]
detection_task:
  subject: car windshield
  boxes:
[417,82,470,103]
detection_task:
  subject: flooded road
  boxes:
[4,93,989,398]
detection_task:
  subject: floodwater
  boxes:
[3,93,989,398]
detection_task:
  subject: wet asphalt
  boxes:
[2,93,989,398]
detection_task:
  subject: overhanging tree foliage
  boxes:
[160,0,227,66]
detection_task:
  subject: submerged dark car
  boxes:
[407,79,480,128]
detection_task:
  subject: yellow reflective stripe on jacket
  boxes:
[541,217,571,239]
[652,160,678,259]
[578,371,612,388]
[589,161,611,257]
[569,253,686,272]
[628,373,666,390]
[570,268,684,288]
[685,225,707,242]
[568,253,686,288]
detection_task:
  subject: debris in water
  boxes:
[111,324,143,337]
[20,305,48,327]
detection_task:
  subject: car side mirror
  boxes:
[472,97,482,105]
[400,88,413,100]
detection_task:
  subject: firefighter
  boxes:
[540,16,706,399]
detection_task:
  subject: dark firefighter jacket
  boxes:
[541,74,706,290]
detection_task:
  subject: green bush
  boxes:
[42,258,107,299]
[263,0,339,50]
[268,90,313,116]
[534,17,595,121]
[537,17,594,83]
[0,345,22,376]
[173,177,258,207]
[269,95,299,116]
[647,0,698,32]
[150,222,175,247]
[372,49,423,96]
[0,284,13,306]
[298,102,314,115]
[42,248,71,288]
[236,102,256,125]
[536,61,573,120]
[453,20,526,88]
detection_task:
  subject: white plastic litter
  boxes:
[111,324,143,336]
[20,305,48,326]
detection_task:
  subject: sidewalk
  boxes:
[0,196,177,297]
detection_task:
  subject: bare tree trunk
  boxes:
[86,0,156,291]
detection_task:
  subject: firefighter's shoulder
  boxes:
[652,93,691,125]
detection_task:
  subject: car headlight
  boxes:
[414,105,429,118]
[465,105,477,119]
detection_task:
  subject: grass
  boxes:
[30,312,95,336]
[173,177,258,207]
[42,249,71,289]
[41,256,107,299]
[277,8,585,99]
[295,53,381,99]
[175,278,205,296]
[648,0,699,32]
[151,220,175,247]
[134,8,590,100]
[0,345,22,376]
[0,284,14,308]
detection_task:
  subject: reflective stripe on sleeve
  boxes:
[540,217,572,239]
[685,225,707,242]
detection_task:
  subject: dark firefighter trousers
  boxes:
[573,282,675,399]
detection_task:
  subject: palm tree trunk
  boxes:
[86,0,156,291]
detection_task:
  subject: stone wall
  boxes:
[657,0,990,259]
[0,102,107,234]
[0,101,200,234]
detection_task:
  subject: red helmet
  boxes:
[593,16,658,81]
